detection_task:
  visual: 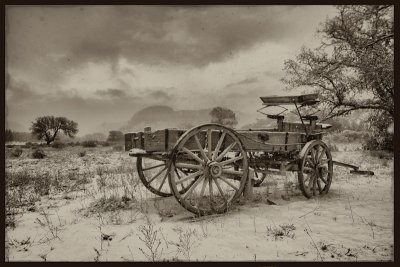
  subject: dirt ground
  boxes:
[5,145,394,261]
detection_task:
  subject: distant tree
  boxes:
[30,116,78,145]
[5,129,14,142]
[82,132,107,142]
[282,5,393,150]
[107,131,124,142]
[210,107,238,128]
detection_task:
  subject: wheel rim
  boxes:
[137,156,194,197]
[137,156,172,197]
[298,140,333,198]
[169,124,249,215]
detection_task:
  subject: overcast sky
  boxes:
[6,5,337,135]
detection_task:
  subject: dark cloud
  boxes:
[225,77,259,88]
[6,5,326,74]
[148,89,173,101]
[96,88,126,98]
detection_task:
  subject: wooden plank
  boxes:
[126,128,308,153]
[260,93,318,105]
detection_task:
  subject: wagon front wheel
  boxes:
[298,140,333,198]
[169,124,249,215]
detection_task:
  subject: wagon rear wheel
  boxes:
[169,124,249,215]
[137,156,194,197]
[298,140,333,198]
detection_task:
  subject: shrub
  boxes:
[81,140,97,147]
[363,111,393,151]
[113,144,124,151]
[32,148,46,159]
[51,141,66,149]
[78,151,86,157]
[11,147,23,157]
[101,141,111,147]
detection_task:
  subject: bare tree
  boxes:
[210,107,238,128]
[282,5,393,150]
[31,116,78,145]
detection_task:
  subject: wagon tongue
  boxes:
[350,169,375,176]
[331,160,374,176]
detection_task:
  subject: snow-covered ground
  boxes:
[5,146,394,261]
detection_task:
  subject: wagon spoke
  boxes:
[142,163,165,171]
[317,179,323,194]
[319,159,330,165]
[307,173,315,191]
[212,176,227,203]
[182,175,205,200]
[215,142,237,162]
[148,166,168,184]
[219,155,243,166]
[306,157,314,167]
[207,129,212,159]
[175,162,203,170]
[218,176,239,192]
[317,147,326,163]
[194,135,209,161]
[311,148,317,163]
[222,168,243,176]
[196,176,208,208]
[303,166,314,173]
[212,132,226,160]
[312,173,317,195]
[175,170,203,185]
[208,175,214,206]
[182,147,205,164]
[157,171,168,191]
[319,172,328,184]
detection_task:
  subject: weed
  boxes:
[266,223,296,240]
[51,141,66,149]
[113,144,124,151]
[137,219,163,261]
[169,228,198,261]
[11,147,23,157]
[32,148,46,159]
[82,140,97,147]
[35,209,65,241]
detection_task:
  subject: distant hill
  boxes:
[95,121,126,135]
[120,105,212,133]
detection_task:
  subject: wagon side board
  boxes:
[125,128,316,153]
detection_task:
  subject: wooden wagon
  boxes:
[125,94,373,215]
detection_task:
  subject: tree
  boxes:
[5,129,14,142]
[107,130,124,143]
[31,116,78,145]
[210,107,238,128]
[282,5,393,150]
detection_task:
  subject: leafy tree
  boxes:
[210,107,238,128]
[107,130,124,142]
[5,129,14,142]
[282,5,393,150]
[30,116,78,145]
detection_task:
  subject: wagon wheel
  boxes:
[297,140,333,198]
[253,170,267,187]
[169,124,249,215]
[137,156,194,197]
[234,152,265,187]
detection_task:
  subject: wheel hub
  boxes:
[208,162,222,178]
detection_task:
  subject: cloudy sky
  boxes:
[6,5,337,135]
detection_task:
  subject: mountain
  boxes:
[120,105,212,133]
[95,121,126,135]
